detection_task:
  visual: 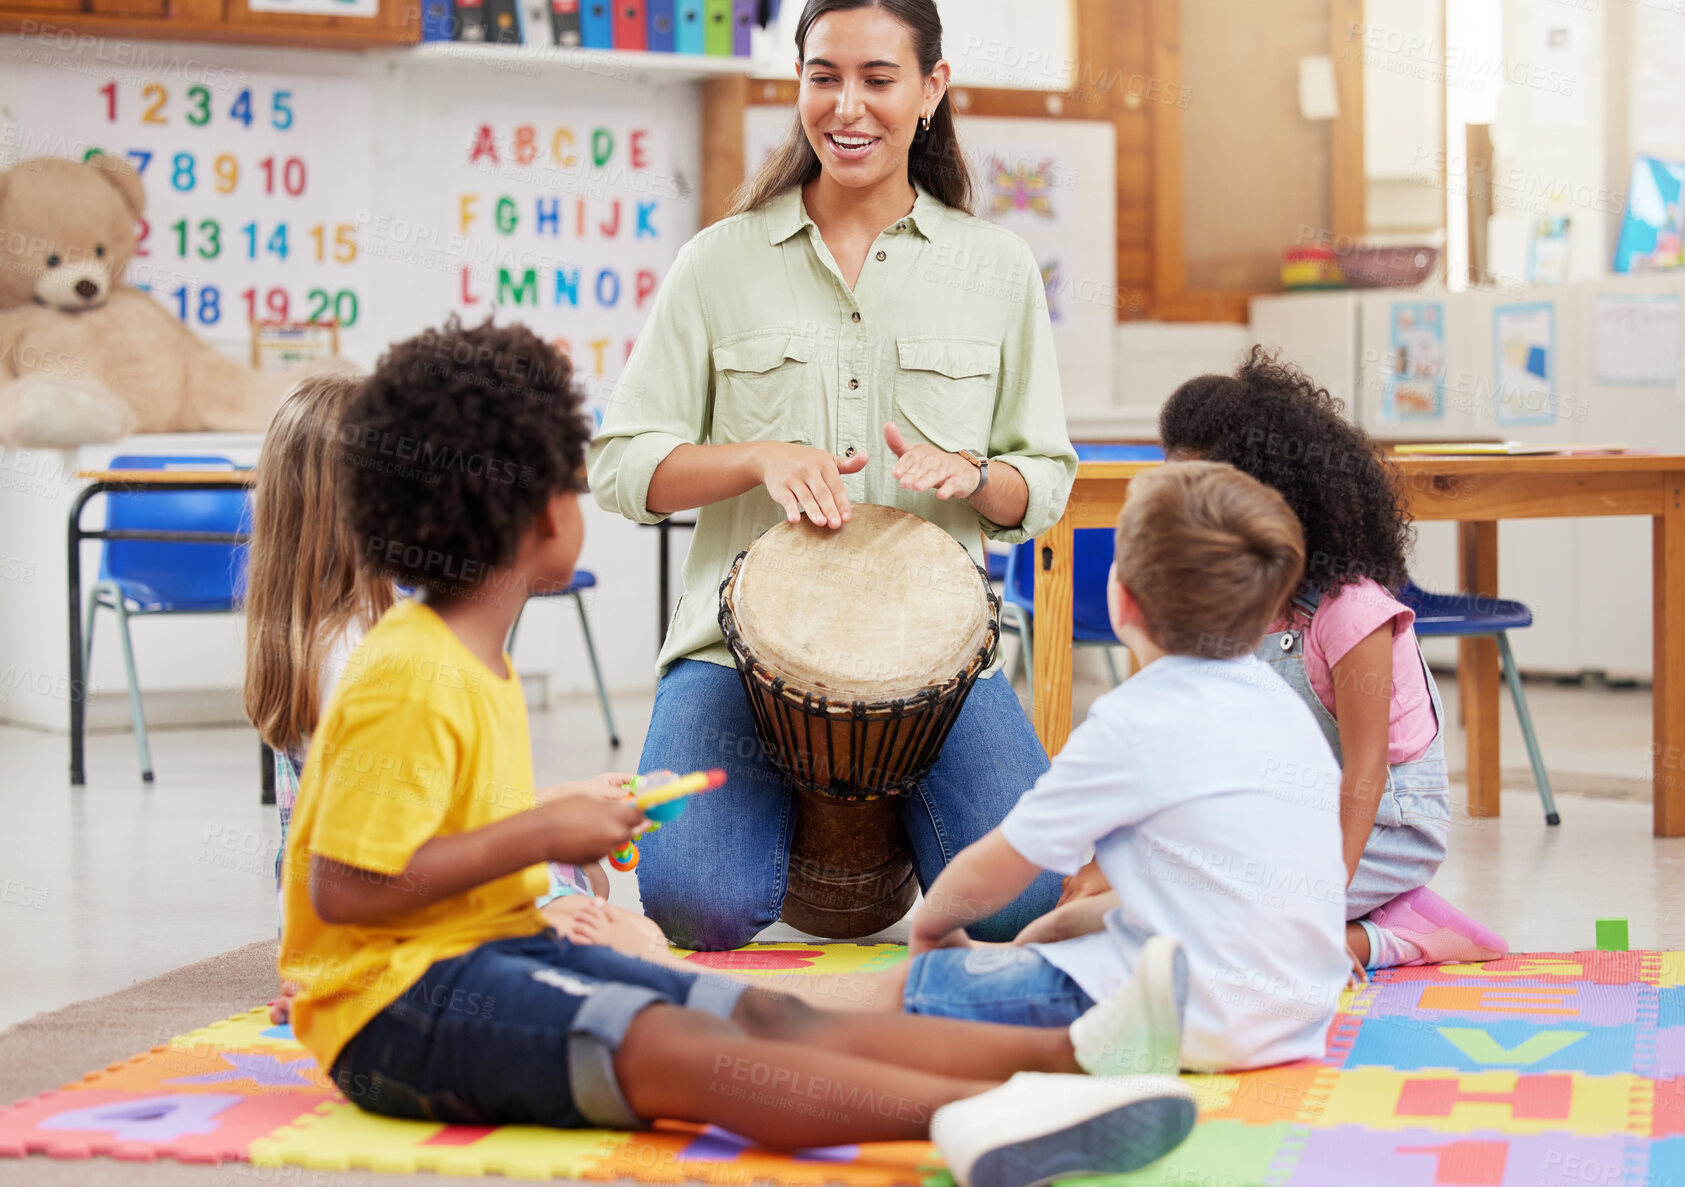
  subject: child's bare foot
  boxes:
[269,981,298,1026]
[539,893,597,937]
[564,898,682,966]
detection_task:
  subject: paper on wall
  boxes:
[1591,294,1682,388]
[1493,302,1557,426]
[1297,56,1339,122]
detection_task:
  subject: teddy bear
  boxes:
[0,154,332,449]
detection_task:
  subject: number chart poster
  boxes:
[15,62,371,347]
[447,104,690,421]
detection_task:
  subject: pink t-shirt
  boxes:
[1273,578,1439,765]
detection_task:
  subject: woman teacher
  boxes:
[587,0,1076,951]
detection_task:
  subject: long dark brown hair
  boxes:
[728,0,973,217]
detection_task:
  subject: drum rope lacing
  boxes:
[718,549,1002,803]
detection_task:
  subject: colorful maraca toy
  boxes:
[608,768,727,871]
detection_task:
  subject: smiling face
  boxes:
[797,5,947,195]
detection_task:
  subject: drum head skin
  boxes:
[728,505,990,702]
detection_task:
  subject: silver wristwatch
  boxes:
[956,449,989,492]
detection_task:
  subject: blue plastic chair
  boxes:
[84,455,251,782]
[1001,445,1165,694]
[507,569,620,748]
[1399,580,1560,826]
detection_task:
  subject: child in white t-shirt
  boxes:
[904,461,1350,1073]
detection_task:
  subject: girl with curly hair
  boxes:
[1154,348,1507,974]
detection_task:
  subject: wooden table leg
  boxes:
[1458,521,1501,817]
[1653,473,1685,837]
[1032,512,1076,757]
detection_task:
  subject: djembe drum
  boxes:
[718,504,1000,938]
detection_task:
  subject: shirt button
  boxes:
[845,446,858,458]
[851,312,861,323]
[1279,633,1294,652]
[875,251,887,262]
[897,221,907,231]
[848,378,860,390]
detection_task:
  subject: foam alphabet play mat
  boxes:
[2,947,1682,1185]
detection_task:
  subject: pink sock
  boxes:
[1358,919,1423,971]
[1366,887,1508,966]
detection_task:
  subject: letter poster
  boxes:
[447,103,694,421]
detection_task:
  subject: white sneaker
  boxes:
[1069,934,1187,1077]
[931,1071,1196,1187]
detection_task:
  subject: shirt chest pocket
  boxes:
[894,337,998,455]
[710,331,819,446]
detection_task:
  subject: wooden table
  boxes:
[1032,455,1685,838]
[67,469,255,788]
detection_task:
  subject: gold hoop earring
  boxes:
[920,114,931,132]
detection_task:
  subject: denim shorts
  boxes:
[1346,750,1452,919]
[901,946,1095,1027]
[330,932,745,1129]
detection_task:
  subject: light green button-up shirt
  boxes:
[587,185,1077,674]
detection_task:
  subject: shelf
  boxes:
[0,10,412,49]
[399,42,758,82]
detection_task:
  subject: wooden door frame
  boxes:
[1147,0,1368,322]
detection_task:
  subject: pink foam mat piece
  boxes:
[0,1088,323,1163]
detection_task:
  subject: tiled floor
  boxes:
[2,670,1680,1033]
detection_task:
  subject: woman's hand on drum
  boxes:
[755,442,868,529]
[883,423,980,500]
[534,794,645,867]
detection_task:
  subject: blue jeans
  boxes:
[636,660,1062,950]
[902,946,1095,1027]
[330,932,744,1129]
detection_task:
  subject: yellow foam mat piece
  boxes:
[171,1006,300,1052]
[1316,1067,1641,1135]
[251,1100,632,1178]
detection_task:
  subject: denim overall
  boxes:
[1256,589,1451,920]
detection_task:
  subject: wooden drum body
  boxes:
[718,505,1000,938]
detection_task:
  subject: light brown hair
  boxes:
[727,0,973,217]
[1114,461,1305,659]
[243,375,396,751]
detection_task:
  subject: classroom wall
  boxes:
[0,5,1107,732]
[1627,1,1685,165]
[1177,0,1331,293]
[1485,0,1614,286]
[752,0,1074,92]
[0,37,704,728]
[1362,0,1444,236]
[1254,276,1685,683]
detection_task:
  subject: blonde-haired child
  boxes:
[244,374,398,915]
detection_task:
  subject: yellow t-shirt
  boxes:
[279,600,548,1069]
